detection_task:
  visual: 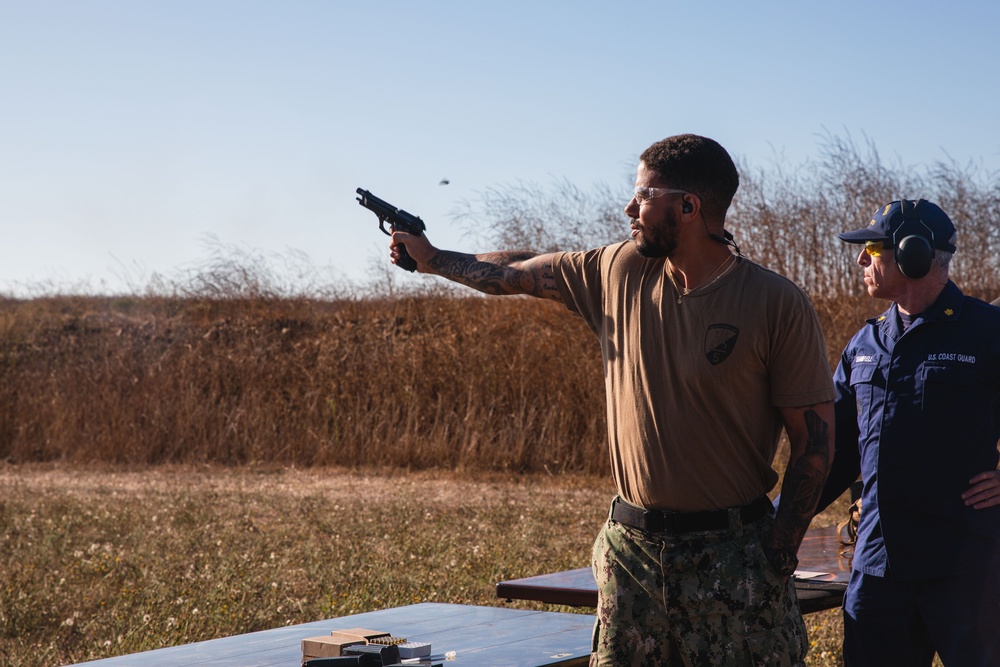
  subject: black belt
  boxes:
[610,495,773,534]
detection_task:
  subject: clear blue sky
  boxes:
[2,0,998,296]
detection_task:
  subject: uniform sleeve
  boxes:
[816,350,862,512]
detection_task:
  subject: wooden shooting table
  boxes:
[65,603,594,667]
[496,525,852,615]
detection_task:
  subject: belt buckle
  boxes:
[647,508,676,533]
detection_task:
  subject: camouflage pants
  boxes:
[590,508,807,667]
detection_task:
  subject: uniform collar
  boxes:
[868,281,963,338]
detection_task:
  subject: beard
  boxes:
[634,208,680,258]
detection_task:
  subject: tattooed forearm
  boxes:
[769,408,833,552]
[427,250,559,299]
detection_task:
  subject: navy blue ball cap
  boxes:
[838,199,957,252]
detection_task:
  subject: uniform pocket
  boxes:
[849,361,883,435]
[919,363,991,457]
[920,363,979,413]
[742,528,808,666]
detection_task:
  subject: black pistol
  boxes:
[356,188,427,272]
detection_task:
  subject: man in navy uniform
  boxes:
[818,199,1000,666]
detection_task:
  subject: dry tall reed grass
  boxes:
[0,287,961,469]
[0,292,608,470]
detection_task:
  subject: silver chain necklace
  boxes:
[665,254,737,304]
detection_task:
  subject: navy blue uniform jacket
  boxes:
[818,282,1000,579]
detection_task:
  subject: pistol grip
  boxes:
[396,244,418,272]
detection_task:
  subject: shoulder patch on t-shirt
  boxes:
[705,324,739,366]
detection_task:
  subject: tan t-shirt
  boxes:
[552,241,835,512]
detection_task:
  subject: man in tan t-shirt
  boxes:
[389,134,836,666]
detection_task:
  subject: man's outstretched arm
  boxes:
[390,230,563,301]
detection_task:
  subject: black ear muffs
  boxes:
[895,232,934,279]
[893,200,934,279]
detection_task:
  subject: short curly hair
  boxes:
[640,134,739,222]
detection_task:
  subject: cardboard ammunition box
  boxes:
[302,635,365,662]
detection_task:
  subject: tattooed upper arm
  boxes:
[516,254,562,300]
[427,250,562,301]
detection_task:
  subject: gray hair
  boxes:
[933,250,953,273]
[934,231,957,272]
